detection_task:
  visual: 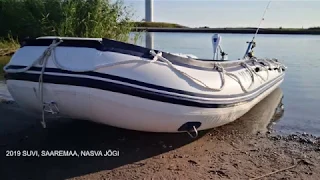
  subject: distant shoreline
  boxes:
[133,27,320,35]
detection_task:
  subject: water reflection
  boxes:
[216,88,284,135]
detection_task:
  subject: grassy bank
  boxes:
[0,36,19,57]
[134,22,188,28]
[0,56,10,78]
[133,22,320,35]
[0,36,19,78]
[134,27,320,35]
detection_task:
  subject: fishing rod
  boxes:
[243,0,272,59]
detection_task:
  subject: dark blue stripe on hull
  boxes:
[5,65,284,100]
[5,72,283,108]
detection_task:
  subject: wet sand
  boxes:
[0,88,319,180]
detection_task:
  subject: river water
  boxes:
[1,33,319,135]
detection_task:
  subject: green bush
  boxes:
[0,56,11,77]
[308,27,320,30]
[0,0,136,42]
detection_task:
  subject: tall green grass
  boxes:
[0,35,20,57]
[0,35,18,77]
[0,56,11,78]
[0,0,137,42]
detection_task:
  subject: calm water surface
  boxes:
[0,33,319,135]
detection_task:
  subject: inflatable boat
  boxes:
[3,35,286,137]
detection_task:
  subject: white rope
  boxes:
[269,58,287,71]
[241,62,256,87]
[4,39,285,125]
[242,62,266,83]
[3,39,64,128]
[38,41,59,128]
[149,51,286,93]
[4,42,272,96]
[51,51,157,72]
[2,38,287,131]
[150,50,272,93]
[150,50,226,91]
[250,58,269,80]
[223,72,250,93]
[53,48,263,94]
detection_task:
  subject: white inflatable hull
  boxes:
[4,37,286,133]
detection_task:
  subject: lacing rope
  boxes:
[38,39,64,128]
[150,50,226,91]
[253,58,271,80]
[3,40,285,128]
[51,49,157,72]
[150,50,263,93]
[241,62,266,82]
[4,39,63,128]
[241,62,256,87]
[269,58,287,71]
[3,39,151,128]
[223,70,251,93]
[3,39,63,73]
[251,57,287,81]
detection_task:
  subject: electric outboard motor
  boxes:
[212,34,228,60]
[212,34,221,60]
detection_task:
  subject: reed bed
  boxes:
[0,0,136,41]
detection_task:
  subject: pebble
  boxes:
[268,133,320,145]
[188,160,198,165]
[168,164,180,171]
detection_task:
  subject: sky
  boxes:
[121,0,320,28]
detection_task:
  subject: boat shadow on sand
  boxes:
[0,88,284,180]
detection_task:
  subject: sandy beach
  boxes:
[0,88,319,180]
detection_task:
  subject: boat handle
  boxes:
[186,126,199,139]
